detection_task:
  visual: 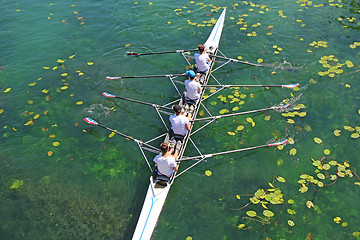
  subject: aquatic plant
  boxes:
[1,177,132,239]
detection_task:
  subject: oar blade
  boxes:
[126,52,140,56]
[268,139,289,147]
[102,92,116,98]
[84,117,99,125]
[282,83,300,89]
[106,76,121,80]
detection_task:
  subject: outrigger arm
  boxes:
[84,117,159,171]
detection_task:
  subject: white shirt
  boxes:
[185,79,201,100]
[153,154,177,177]
[169,114,189,136]
[195,53,210,72]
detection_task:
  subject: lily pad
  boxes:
[237,125,244,131]
[219,109,229,114]
[317,173,325,179]
[323,163,331,170]
[314,137,322,144]
[276,176,286,182]
[351,133,359,138]
[237,224,245,229]
[306,200,314,208]
[333,217,341,223]
[334,129,341,136]
[288,220,295,227]
[246,210,257,217]
[324,149,331,155]
[289,148,297,156]
[263,210,274,217]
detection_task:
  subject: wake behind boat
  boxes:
[84,7,296,240]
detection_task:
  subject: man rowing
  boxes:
[153,142,180,177]
[184,70,202,105]
[169,104,191,141]
[194,44,211,74]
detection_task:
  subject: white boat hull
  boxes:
[132,8,226,240]
[132,177,171,240]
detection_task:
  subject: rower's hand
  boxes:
[187,113,192,120]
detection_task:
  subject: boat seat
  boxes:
[185,99,197,106]
[155,174,171,182]
[152,167,171,183]
[168,129,185,142]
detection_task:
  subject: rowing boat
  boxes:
[84,6,295,239]
[131,8,226,240]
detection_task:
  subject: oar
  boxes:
[178,139,289,161]
[203,83,300,89]
[192,104,290,122]
[84,117,160,152]
[106,73,186,80]
[209,54,264,67]
[102,92,173,111]
[127,49,197,56]
[210,55,298,71]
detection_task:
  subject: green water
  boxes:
[1,0,360,239]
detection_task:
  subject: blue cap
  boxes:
[186,70,196,78]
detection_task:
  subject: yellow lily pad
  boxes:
[205,170,212,176]
[277,176,286,182]
[351,133,359,138]
[53,142,60,147]
[246,117,253,123]
[263,210,274,217]
[289,148,297,156]
[314,137,322,144]
[306,200,314,208]
[219,109,229,114]
[334,129,341,136]
[237,125,244,131]
[333,217,341,223]
[288,220,295,227]
[246,210,257,217]
[287,119,295,124]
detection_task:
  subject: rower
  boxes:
[153,141,181,181]
[169,104,191,142]
[184,70,202,111]
[194,44,211,77]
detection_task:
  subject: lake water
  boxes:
[1,0,360,239]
